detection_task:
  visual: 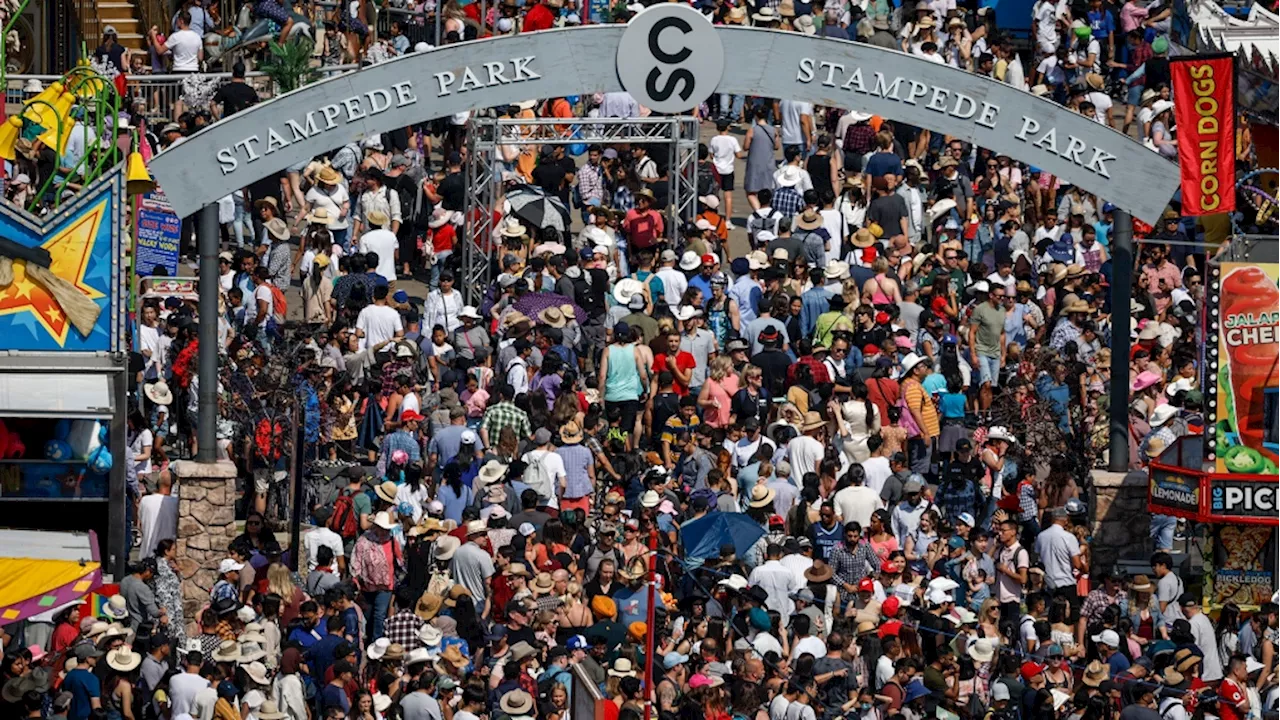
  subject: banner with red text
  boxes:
[1171,55,1236,216]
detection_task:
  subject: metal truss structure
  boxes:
[462,116,700,303]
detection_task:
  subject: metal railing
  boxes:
[6,65,357,120]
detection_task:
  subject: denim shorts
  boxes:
[979,354,1001,387]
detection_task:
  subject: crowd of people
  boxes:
[18,1,1275,720]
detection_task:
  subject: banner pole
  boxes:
[1108,208,1134,473]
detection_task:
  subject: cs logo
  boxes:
[617,4,725,114]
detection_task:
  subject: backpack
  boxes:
[268,283,288,317]
[536,668,572,700]
[329,487,362,539]
[395,172,432,232]
[696,161,719,198]
[746,208,781,246]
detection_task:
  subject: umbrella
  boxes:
[680,512,766,561]
[511,292,586,326]
[504,184,570,232]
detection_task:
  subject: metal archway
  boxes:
[149,18,1179,223]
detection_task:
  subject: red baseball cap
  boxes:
[857,578,875,593]
[701,254,717,266]
[1020,661,1047,681]
[881,596,901,617]
[881,560,898,574]
[400,409,425,423]
[875,311,890,324]
[863,343,880,355]
[878,620,903,639]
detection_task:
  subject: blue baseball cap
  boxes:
[579,247,594,260]
[663,652,690,669]
[566,635,588,651]
[393,290,409,303]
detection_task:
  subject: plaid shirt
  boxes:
[1126,42,1153,77]
[844,122,877,156]
[481,401,532,442]
[578,161,607,205]
[383,609,424,651]
[379,430,422,475]
[829,540,880,601]
[534,593,563,615]
[773,187,805,218]
[1080,587,1125,623]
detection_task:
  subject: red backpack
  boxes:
[329,488,362,539]
[268,283,288,317]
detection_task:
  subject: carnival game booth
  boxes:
[0,529,102,625]
[0,169,131,579]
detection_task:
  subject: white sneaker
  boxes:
[725,221,736,230]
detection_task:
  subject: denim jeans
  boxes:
[233,194,251,247]
[332,226,351,253]
[1150,513,1176,551]
[363,589,392,642]
[718,93,745,120]
[431,249,452,288]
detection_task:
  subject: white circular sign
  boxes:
[616,4,725,114]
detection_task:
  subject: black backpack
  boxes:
[696,161,719,198]
[395,171,432,233]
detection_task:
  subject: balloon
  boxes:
[54,419,72,440]
[568,142,587,156]
[44,439,72,461]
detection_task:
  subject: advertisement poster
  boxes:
[1170,55,1236,215]
[135,190,180,277]
[0,171,121,352]
[1215,263,1280,474]
[1209,524,1277,608]
[1148,466,1201,519]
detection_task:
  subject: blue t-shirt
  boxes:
[1088,9,1115,38]
[939,392,966,419]
[864,152,903,179]
[64,668,101,720]
[1108,651,1132,677]
[321,684,351,714]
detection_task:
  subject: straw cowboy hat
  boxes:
[538,306,568,328]
[477,460,507,487]
[1046,263,1069,284]
[1085,72,1105,90]
[374,481,399,504]
[1081,660,1110,687]
[436,645,469,671]
[106,647,142,673]
[752,6,779,22]
[777,0,796,16]
[213,640,241,664]
[317,166,342,185]
[801,411,825,433]
[851,228,876,248]
[415,592,444,620]
[257,702,288,720]
[619,556,649,582]
[304,207,335,225]
[727,5,747,22]
[560,421,584,444]
[796,209,823,231]
[1063,299,1092,314]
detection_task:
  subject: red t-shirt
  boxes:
[432,223,456,254]
[1219,678,1246,720]
[653,351,697,396]
[523,3,555,31]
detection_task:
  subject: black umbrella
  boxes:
[504,183,570,232]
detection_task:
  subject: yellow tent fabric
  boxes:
[0,557,100,608]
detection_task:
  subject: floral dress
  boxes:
[155,558,187,650]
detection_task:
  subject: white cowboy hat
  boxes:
[243,661,269,685]
[477,460,507,487]
[102,595,129,620]
[106,647,142,672]
[613,278,646,306]
[675,305,703,322]
[899,352,930,376]
[434,536,461,561]
[367,638,391,660]
[419,624,443,647]
[1149,404,1178,428]
[500,218,528,237]
[257,701,289,720]
[927,198,958,224]
[774,165,803,187]
[459,305,483,321]
[986,426,1016,443]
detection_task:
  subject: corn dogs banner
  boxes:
[1170,55,1236,215]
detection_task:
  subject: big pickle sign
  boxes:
[150,9,1178,222]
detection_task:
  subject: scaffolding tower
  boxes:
[462,115,701,304]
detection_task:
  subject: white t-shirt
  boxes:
[861,456,892,494]
[1085,90,1113,124]
[359,229,399,283]
[302,526,345,574]
[787,435,824,485]
[131,429,154,475]
[791,635,827,661]
[138,493,178,558]
[708,134,742,175]
[355,304,403,350]
[780,100,813,146]
[832,485,882,528]
[1034,0,1061,54]
[305,185,350,230]
[166,29,203,71]
[1005,56,1028,90]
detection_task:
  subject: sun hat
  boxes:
[434,536,461,561]
[679,251,701,271]
[106,647,142,672]
[372,511,397,530]
[499,689,535,716]
[213,640,241,664]
[1082,660,1110,687]
[774,165,803,187]
[144,381,174,406]
[1131,574,1154,593]
[608,658,637,677]
[968,638,996,662]
[1149,404,1178,428]
[1131,370,1161,392]
[748,484,776,508]
[103,595,129,620]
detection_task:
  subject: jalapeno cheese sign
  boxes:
[1213,263,1280,476]
[149,11,1179,221]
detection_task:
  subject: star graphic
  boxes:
[0,198,107,345]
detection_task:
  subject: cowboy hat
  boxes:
[419,623,443,647]
[727,5,747,21]
[106,647,142,672]
[748,484,777,508]
[477,460,507,487]
[640,490,662,508]
[212,640,241,664]
[144,381,174,406]
[774,165,803,187]
[317,166,342,185]
[824,261,849,280]
[434,536,461,561]
[795,14,816,33]
[801,411,825,432]
[1131,574,1154,593]
[538,306,568,328]
[1081,660,1109,687]
[752,6,779,21]
[511,641,538,662]
[500,218,528,238]
[1030,84,1051,97]
[1085,72,1105,90]
[613,277,646,306]
[436,645,469,670]
[416,592,444,620]
[900,352,930,376]
[805,562,833,583]
[500,690,535,716]
[560,421,584,444]
[1063,299,1092,314]
[302,207,334,226]
[778,0,796,15]
[619,556,648,582]
[1151,100,1174,116]
[796,209,823,231]
[243,660,270,685]
[367,638,392,660]
[986,426,1016,443]
[850,228,876,248]
[257,701,288,720]
[532,572,555,594]
[1149,404,1178,428]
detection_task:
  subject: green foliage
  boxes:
[258,38,318,94]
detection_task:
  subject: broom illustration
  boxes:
[0,237,102,336]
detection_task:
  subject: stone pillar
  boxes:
[171,459,238,637]
[1090,469,1153,570]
